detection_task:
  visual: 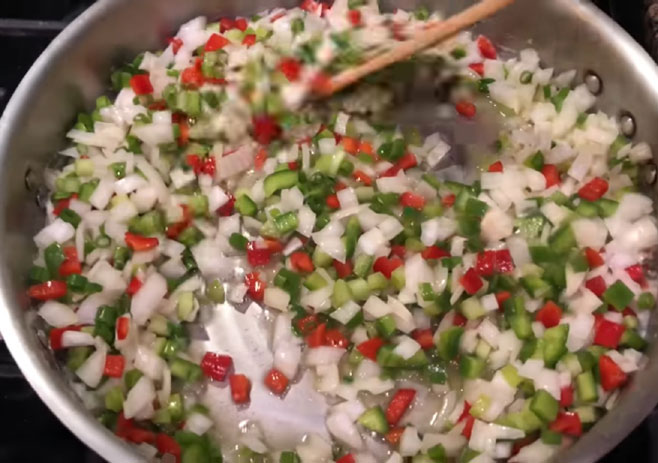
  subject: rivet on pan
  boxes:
[644,162,657,186]
[619,112,636,138]
[24,167,36,192]
[584,71,602,95]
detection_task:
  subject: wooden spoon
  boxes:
[322,0,516,95]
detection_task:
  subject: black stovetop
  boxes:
[0,1,656,462]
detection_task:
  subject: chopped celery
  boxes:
[637,292,655,310]
[347,278,370,301]
[357,406,389,434]
[367,272,389,292]
[331,279,352,308]
[529,389,559,422]
[264,170,299,197]
[304,271,328,290]
[206,279,225,303]
[235,194,258,217]
[354,254,374,278]
[390,266,406,290]
[501,364,522,387]
[312,247,333,268]
[543,324,569,368]
[437,327,463,361]
[460,296,485,320]
[576,370,598,403]
[105,386,124,412]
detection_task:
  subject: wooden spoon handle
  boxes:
[325,0,516,95]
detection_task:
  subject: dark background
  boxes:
[0,1,657,462]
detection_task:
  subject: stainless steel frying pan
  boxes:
[1,0,658,461]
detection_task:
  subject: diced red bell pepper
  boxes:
[126,277,142,296]
[342,137,359,154]
[334,181,347,192]
[495,291,511,309]
[442,194,456,208]
[295,314,319,336]
[104,355,125,378]
[469,62,485,76]
[455,101,476,118]
[453,312,467,327]
[123,426,156,445]
[166,205,193,239]
[59,246,82,277]
[412,329,435,350]
[457,401,475,438]
[246,242,271,267]
[584,247,604,269]
[254,148,268,171]
[290,251,314,273]
[242,34,256,47]
[381,152,418,177]
[205,33,230,52]
[116,316,130,341]
[347,9,361,26]
[201,157,216,176]
[130,74,153,95]
[219,17,235,32]
[359,140,375,156]
[229,373,252,404]
[278,57,302,82]
[535,301,563,328]
[399,192,426,210]
[336,454,355,463]
[333,259,353,278]
[235,18,248,31]
[385,427,404,445]
[421,245,450,260]
[626,264,647,288]
[487,161,503,173]
[585,276,607,298]
[373,256,403,279]
[49,325,81,350]
[53,195,74,216]
[352,170,373,186]
[28,280,67,301]
[578,177,609,201]
[622,307,637,318]
[288,161,299,170]
[356,337,385,361]
[218,194,236,216]
[177,119,190,146]
[200,352,233,382]
[156,433,181,462]
[306,323,327,348]
[541,164,560,188]
[476,35,497,59]
[549,412,582,436]
[125,232,159,252]
[325,329,350,348]
[560,385,574,408]
[599,354,628,391]
[475,251,496,277]
[181,65,204,88]
[495,249,515,273]
[245,272,266,301]
[594,318,625,349]
[264,368,289,395]
[252,114,282,145]
[186,154,203,175]
[301,0,323,14]
[167,37,183,54]
[460,268,483,295]
[261,238,283,254]
[386,388,416,426]
[390,245,406,259]
[326,194,340,209]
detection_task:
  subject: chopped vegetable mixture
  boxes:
[29,0,658,462]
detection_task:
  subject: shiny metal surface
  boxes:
[1,0,658,462]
